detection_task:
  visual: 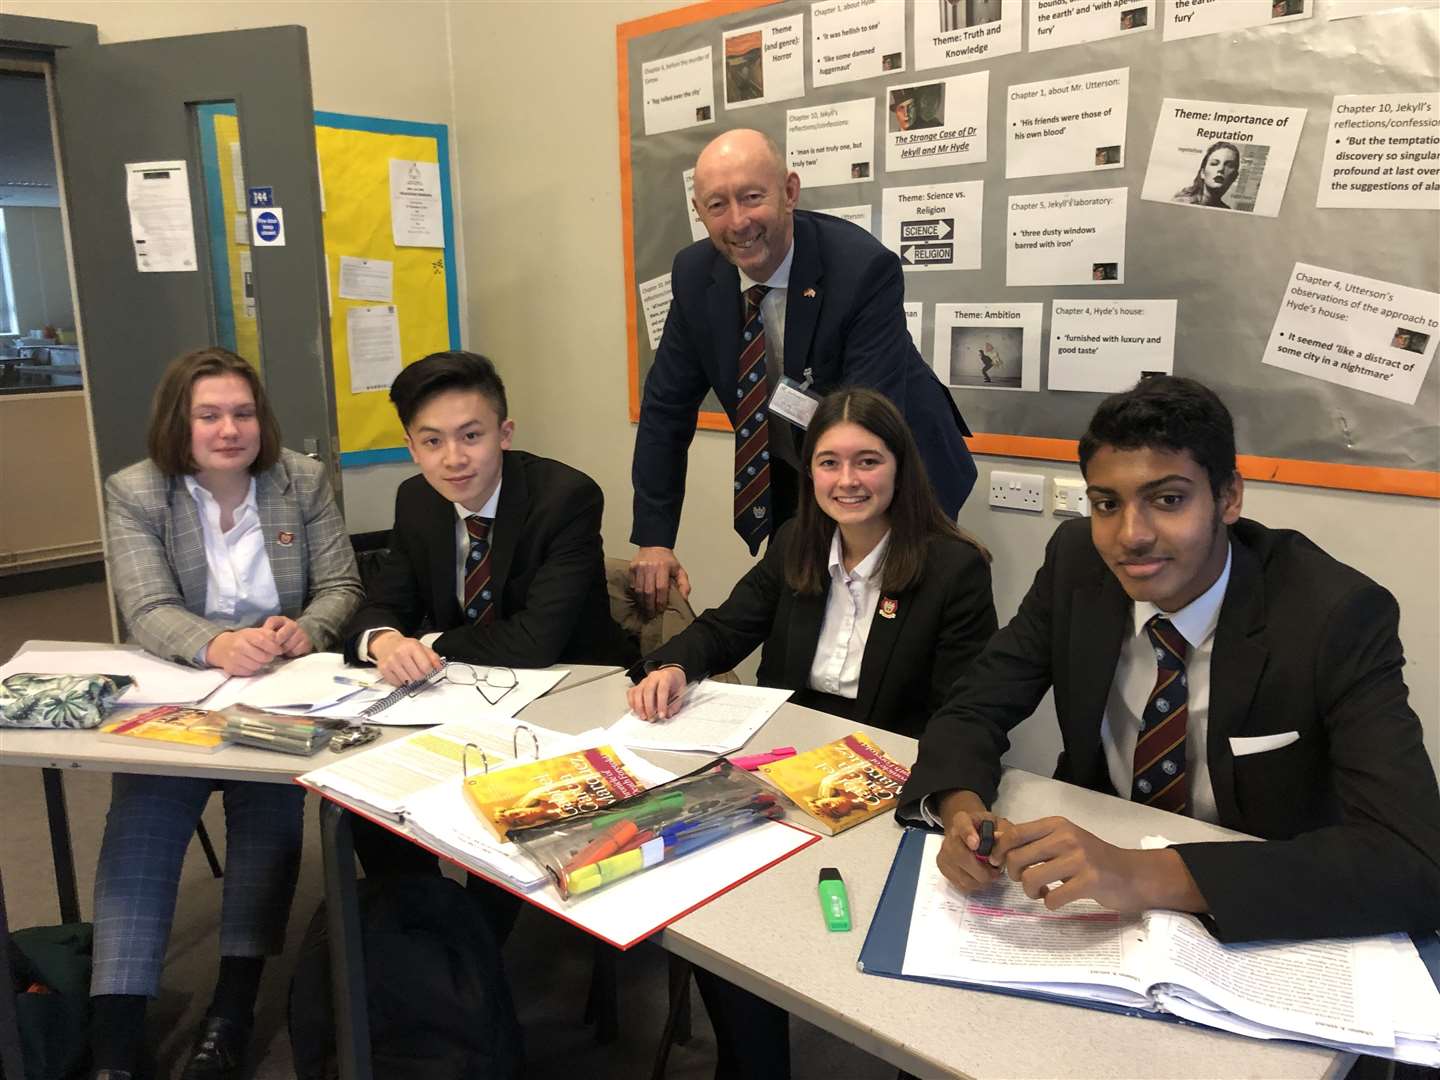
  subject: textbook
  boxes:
[860,829,1440,1067]
[756,731,910,835]
[462,745,648,842]
[99,704,228,753]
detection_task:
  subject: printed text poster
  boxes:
[933,303,1043,391]
[1008,68,1129,180]
[1048,299,1177,392]
[1029,0,1153,53]
[1165,0,1311,42]
[1007,188,1127,286]
[1316,93,1440,209]
[883,181,985,272]
[723,16,805,110]
[914,0,1021,69]
[788,99,876,188]
[642,47,715,136]
[886,71,989,173]
[813,0,906,87]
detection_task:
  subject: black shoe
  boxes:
[179,1015,250,1080]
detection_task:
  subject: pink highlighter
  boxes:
[729,746,797,770]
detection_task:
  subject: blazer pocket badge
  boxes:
[878,597,898,619]
[277,531,296,546]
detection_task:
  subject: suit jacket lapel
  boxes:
[488,453,526,614]
[256,462,304,614]
[782,589,827,691]
[1067,573,1129,789]
[854,587,907,723]
[167,477,208,611]
[1206,536,1268,829]
[707,256,742,420]
[783,214,822,382]
[423,484,462,630]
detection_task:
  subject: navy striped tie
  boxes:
[1131,616,1189,813]
[734,284,773,555]
[463,515,496,625]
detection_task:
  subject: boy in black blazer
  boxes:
[343,350,634,679]
[901,375,1440,942]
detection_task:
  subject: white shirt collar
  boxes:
[738,238,795,292]
[184,474,258,517]
[826,528,891,585]
[452,475,502,524]
[1130,542,1232,650]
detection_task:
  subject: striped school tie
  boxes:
[1130,616,1189,813]
[734,284,773,555]
[463,515,496,625]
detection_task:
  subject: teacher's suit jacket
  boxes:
[631,210,977,549]
[631,521,997,738]
[900,517,1440,942]
[105,449,362,665]
[343,450,636,669]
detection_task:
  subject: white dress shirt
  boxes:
[739,241,799,468]
[1100,544,1232,824]
[184,475,281,662]
[807,529,890,700]
[359,478,502,660]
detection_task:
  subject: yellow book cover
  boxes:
[99,705,228,753]
[757,732,911,835]
[462,745,647,842]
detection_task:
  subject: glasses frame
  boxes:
[444,663,519,707]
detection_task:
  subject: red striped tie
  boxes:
[734,284,773,555]
[462,515,496,625]
[1130,616,1189,813]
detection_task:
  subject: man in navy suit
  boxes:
[629,128,976,615]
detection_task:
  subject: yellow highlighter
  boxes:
[565,838,664,896]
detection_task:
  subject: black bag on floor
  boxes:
[288,875,522,1080]
[6,923,93,1080]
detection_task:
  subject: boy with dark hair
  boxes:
[344,350,634,680]
[901,375,1440,942]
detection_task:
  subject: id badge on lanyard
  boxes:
[768,368,821,429]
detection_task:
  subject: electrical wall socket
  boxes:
[989,469,1045,512]
[1053,477,1090,517]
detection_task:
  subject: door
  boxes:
[49,26,339,489]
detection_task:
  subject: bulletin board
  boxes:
[199,106,460,467]
[618,0,1440,498]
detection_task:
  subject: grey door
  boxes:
[50,25,339,489]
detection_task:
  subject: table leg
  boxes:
[319,802,373,1080]
[41,767,80,924]
[0,868,28,1080]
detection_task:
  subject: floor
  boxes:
[0,579,896,1079]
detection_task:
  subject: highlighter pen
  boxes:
[976,819,996,862]
[818,868,851,932]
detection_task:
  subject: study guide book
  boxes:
[860,829,1440,1066]
[756,731,910,835]
[462,745,647,842]
[99,705,228,753]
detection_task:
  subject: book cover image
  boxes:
[463,746,646,841]
[100,705,228,753]
[758,732,911,835]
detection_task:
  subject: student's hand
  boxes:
[630,546,692,618]
[999,816,1208,915]
[262,615,313,658]
[626,665,688,721]
[935,790,1010,893]
[207,627,285,676]
[368,630,444,687]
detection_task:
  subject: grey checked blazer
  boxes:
[105,449,362,666]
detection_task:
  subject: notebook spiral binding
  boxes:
[360,666,447,718]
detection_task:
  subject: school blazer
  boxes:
[104,449,362,666]
[900,516,1440,942]
[632,521,997,738]
[343,450,635,669]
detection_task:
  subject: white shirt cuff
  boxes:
[358,627,400,663]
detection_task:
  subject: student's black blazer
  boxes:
[900,516,1440,942]
[343,450,635,669]
[631,521,997,738]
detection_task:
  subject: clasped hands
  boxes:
[936,790,1206,916]
[207,615,313,676]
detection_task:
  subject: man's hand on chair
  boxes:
[629,546,692,619]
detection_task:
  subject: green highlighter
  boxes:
[817,867,851,932]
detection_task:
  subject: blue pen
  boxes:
[666,814,773,859]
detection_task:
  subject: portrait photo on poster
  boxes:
[1172,141,1269,212]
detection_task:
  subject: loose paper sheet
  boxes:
[1317,93,1440,209]
[1007,188,1127,286]
[811,0,906,87]
[0,647,227,706]
[1007,68,1129,180]
[346,304,403,394]
[641,47,715,136]
[338,256,394,302]
[932,302,1043,392]
[389,159,444,248]
[639,273,673,352]
[1261,263,1438,405]
[609,681,792,754]
[1164,0,1311,42]
[914,0,1021,70]
[723,15,804,110]
[125,160,198,273]
[882,180,984,272]
[1029,0,1153,52]
[1048,299,1177,392]
[787,99,875,188]
[885,71,989,174]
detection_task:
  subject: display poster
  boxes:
[787,99,876,188]
[1029,0,1153,53]
[1048,299,1177,392]
[885,71,989,173]
[1316,93,1440,209]
[125,160,198,273]
[914,0,1021,70]
[812,0,906,87]
[389,159,444,247]
[682,168,708,242]
[882,180,985,272]
[347,305,403,394]
[933,302,1043,391]
[1165,0,1311,42]
[723,15,805,110]
[641,47,715,136]
[1007,188,1127,286]
[1007,68,1129,180]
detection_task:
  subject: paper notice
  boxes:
[1007,188,1127,286]
[125,160,198,273]
[239,250,255,319]
[682,169,708,242]
[723,15,804,110]
[1030,0,1153,52]
[1330,0,1438,16]
[914,0,1021,69]
[389,159,444,248]
[885,71,989,173]
[639,272,673,352]
[1261,263,1438,406]
[820,204,874,233]
[812,0,906,87]
[1165,0,1311,42]
[1317,93,1440,209]
[338,256,394,302]
[1141,99,1306,217]
[904,302,923,350]
[1048,299,1177,392]
[933,303,1042,392]
[883,181,984,272]
[347,305,403,394]
[1007,68,1129,180]
[641,47,715,136]
[228,141,246,206]
[232,212,249,247]
[787,99,875,188]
